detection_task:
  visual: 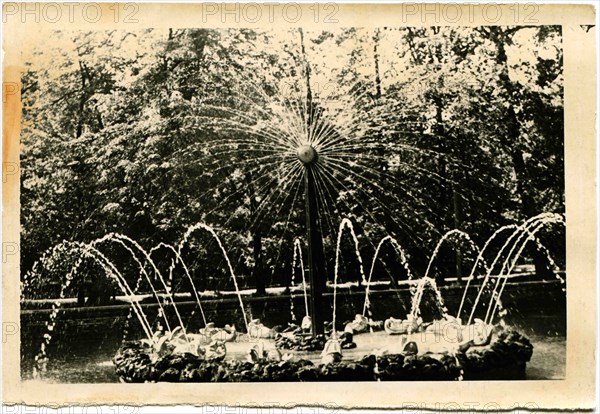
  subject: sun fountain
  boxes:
[20,69,566,382]
[21,76,567,380]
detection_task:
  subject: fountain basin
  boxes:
[22,280,564,382]
[113,328,532,382]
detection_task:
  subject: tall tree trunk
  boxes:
[252,231,265,295]
[373,28,382,100]
[453,184,462,281]
[299,28,313,129]
[76,60,90,139]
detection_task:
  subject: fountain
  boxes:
[19,32,566,383]
[296,143,328,336]
[108,214,556,382]
[21,74,566,380]
[21,69,566,379]
[21,210,565,383]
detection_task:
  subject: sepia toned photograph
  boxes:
[18,23,569,382]
[2,2,596,410]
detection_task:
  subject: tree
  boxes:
[20,26,565,299]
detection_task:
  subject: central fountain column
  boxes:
[297,145,326,336]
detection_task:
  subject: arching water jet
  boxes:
[467,213,564,325]
[332,218,368,332]
[150,242,208,328]
[179,222,250,333]
[290,238,309,322]
[362,235,413,318]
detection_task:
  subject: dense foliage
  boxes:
[21,27,565,297]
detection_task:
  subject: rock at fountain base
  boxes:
[113,328,533,382]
